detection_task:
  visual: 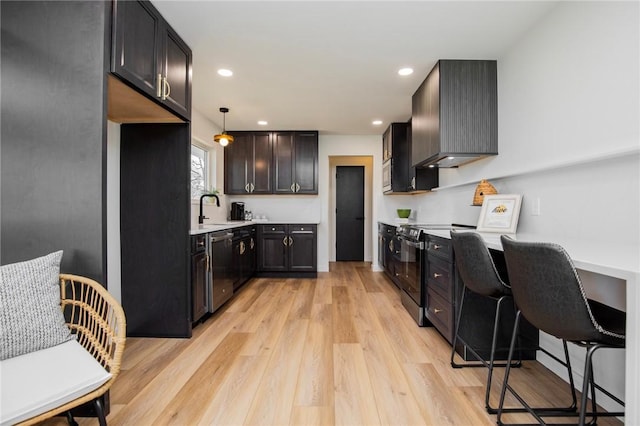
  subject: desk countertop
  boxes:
[423,228,639,281]
[378,220,639,279]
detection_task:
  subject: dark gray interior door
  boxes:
[336,166,364,261]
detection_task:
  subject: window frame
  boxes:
[190,138,214,201]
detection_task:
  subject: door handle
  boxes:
[250,183,255,193]
[433,273,443,278]
[245,183,250,193]
[240,241,246,255]
[288,236,293,246]
[290,183,295,192]
[295,183,300,192]
[283,236,289,246]
[157,73,163,98]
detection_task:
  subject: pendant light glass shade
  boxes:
[213,107,234,146]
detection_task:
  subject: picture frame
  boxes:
[476,194,523,234]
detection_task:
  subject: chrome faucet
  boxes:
[199,194,220,224]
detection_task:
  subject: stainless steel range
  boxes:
[395,225,428,326]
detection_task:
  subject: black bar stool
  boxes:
[499,236,625,425]
[450,231,525,413]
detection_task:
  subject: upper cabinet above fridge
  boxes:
[111,0,192,121]
[411,60,497,169]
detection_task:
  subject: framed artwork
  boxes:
[476,194,523,234]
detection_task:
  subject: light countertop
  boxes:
[190,220,320,235]
[379,220,639,280]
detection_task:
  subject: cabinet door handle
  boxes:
[283,236,289,246]
[433,244,442,250]
[295,183,300,192]
[288,236,294,246]
[250,238,255,250]
[433,308,443,314]
[162,77,171,100]
[240,241,246,254]
[290,183,295,192]
[389,240,394,252]
[157,73,163,98]
[245,183,250,193]
[433,273,443,278]
[411,177,416,190]
[250,183,255,193]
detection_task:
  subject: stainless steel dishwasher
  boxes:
[207,230,234,312]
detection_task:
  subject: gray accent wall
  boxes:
[1,1,110,282]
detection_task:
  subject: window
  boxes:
[191,144,208,199]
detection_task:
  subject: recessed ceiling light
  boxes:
[372,120,383,126]
[398,67,414,76]
[217,69,233,77]
[258,120,268,126]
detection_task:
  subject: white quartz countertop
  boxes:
[190,220,320,235]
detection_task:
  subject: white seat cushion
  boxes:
[0,339,112,426]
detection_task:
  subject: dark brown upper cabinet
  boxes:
[112,0,192,121]
[274,131,318,194]
[383,122,438,193]
[412,60,497,168]
[225,131,318,195]
[224,132,273,194]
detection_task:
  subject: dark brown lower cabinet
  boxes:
[424,234,538,361]
[257,224,317,276]
[191,234,208,323]
[232,226,257,291]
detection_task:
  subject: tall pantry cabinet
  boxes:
[1,0,194,338]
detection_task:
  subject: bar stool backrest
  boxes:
[500,236,620,343]
[451,231,510,298]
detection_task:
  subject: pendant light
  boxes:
[213,107,234,147]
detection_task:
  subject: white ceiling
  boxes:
[152,1,557,135]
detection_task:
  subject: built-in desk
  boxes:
[424,229,639,421]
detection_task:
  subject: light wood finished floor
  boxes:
[42,262,622,425]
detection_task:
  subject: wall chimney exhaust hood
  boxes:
[411,60,498,169]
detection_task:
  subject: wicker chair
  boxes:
[18,274,126,426]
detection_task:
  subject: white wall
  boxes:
[191,109,228,225]
[106,121,121,303]
[397,1,638,414]
[319,135,382,271]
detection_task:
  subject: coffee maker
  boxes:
[230,202,245,221]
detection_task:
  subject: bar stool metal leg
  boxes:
[497,311,580,426]
[450,289,522,413]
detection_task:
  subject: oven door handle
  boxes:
[399,237,424,250]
